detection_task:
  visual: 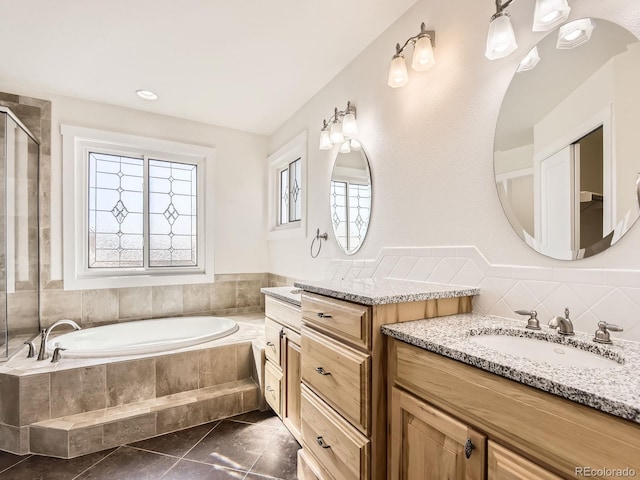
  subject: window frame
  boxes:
[62,125,215,290]
[268,131,307,240]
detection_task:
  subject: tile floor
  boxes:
[0,410,300,480]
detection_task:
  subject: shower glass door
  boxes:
[1,108,40,360]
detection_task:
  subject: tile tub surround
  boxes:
[381,313,640,423]
[0,314,265,457]
[318,246,640,342]
[260,287,302,307]
[293,277,479,305]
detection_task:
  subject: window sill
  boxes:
[267,222,307,241]
[63,270,215,291]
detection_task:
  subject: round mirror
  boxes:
[330,141,372,255]
[494,18,640,260]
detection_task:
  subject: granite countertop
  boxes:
[260,286,302,307]
[382,313,640,424]
[293,278,479,306]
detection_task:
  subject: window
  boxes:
[62,125,214,290]
[278,158,302,225]
[330,179,371,252]
[268,131,307,239]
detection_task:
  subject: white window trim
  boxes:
[61,124,215,290]
[267,131,308,240]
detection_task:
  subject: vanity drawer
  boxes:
[301,292,371,350]
[266,295,302,332]
[264,360,283,417]
[264,317,283,367]
[301,384,370,480]
[301,326,370,434]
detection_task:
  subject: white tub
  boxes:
[46,316,239,358]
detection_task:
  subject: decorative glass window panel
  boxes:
[278,158,302,225]
[330,180,349,250]
[149,159,197,267]
[88,152,144,268]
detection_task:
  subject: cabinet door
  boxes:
[265,317,283,367]
[488,441,562,480]
[390,387,485,480]
[283,327,302,442]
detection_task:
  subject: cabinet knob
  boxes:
[316,436,331,449]
[464,439,475,459]
[316,312,332,319]
[315,367,331,376]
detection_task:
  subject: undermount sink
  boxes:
[469,334,620,368]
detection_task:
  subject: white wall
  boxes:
[0,84,270,277]
[267,0,640,279]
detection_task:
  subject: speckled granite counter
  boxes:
[293,278,479,305]
[260,286,302,307]
[382,313,640,424]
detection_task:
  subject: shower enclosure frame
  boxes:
[0,105,41,361]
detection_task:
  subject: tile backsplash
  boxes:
[322,247,640,342]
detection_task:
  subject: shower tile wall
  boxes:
[1,91,268,331]
[322,246,640,342]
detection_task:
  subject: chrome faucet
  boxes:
[37,319,81,361]
[548,307,574,336]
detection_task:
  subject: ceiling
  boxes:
[0,0,418,135]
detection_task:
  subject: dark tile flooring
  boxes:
[0,410,300,480]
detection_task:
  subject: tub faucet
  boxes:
[37,319,82,361]
[548,307,574,336]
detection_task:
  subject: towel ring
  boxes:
[311,228,329,258]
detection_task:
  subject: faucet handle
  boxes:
[593,321,624,344]
[51,346,67,363]
[23,341,36,358]
[514,310,541,330]
[564,307,571,319]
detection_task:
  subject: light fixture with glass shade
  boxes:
[557,18,594,49]
[532,0,571,31]
[517,45,541,72]
[387,22,436,88]
[486,1,518,60]
[318,102,358,151]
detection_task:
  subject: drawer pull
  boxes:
[316,312,332,319]
[315,367,331,376]
[464,439,475,459]
[266,341,276,349]
[266,386,276,396]
[316,436,331,449]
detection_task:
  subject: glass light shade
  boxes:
[350,139,362,151]
[532,0,571,32]
[342,112,358,138]
[319,129,332,150]
[339,141,351,154]
[329,122,344,144]
[557,18,594,49]
[411,35,436,72]
[485,13,518,60]
[387,54,409,88]
[517,46,541,73]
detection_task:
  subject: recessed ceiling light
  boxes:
[136,90,158,101]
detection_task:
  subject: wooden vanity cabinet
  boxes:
[388,338,640,480]
[264,295,302,442]
[298,291,473,480]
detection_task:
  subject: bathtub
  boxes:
[46,316,239,358]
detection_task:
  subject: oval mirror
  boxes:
[494,18,640,260]
[330,141,372,255]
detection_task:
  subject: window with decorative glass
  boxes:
[278,158,302,225]
[62,125,214,290]
[88,152,198,270]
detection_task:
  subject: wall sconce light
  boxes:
[557,18,594,49]
[319,102,358,151]
[387,22,436,88]
[517,46,540,72]
[486,0,571,60]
